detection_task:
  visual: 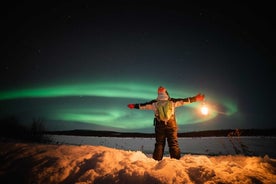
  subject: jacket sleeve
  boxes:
[134,100,156,110]
[171,96,197,108]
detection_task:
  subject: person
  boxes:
[127,86,205,161]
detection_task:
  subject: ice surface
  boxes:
[51,135,276,157]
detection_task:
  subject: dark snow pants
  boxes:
[153,118,181,161]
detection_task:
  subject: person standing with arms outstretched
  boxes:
[128,86,205,161]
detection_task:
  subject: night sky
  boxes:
[1,1,275,133]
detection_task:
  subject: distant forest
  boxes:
[47,128,276,138]
[1,116,275,141]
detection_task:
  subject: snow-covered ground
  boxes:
[0,142,275,184]
[50,135,276,157]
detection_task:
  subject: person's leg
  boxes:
[166,126,181,159]
[153,124,166,161]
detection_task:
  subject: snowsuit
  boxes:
[132,96,198,160]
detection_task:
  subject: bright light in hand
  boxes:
[201,105,209,115]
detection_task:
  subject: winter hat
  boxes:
[157,86,169,100]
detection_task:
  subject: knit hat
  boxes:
[157,86,169,100]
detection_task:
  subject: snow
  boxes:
[1,142,275,184]
[51,135,276,157]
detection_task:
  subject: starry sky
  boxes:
[0,1,275,133]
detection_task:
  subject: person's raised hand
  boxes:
[127,104,135,109]
[195,93,205,101]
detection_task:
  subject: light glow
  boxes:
[201,105,209,116]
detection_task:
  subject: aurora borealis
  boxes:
[0,80,237,132]
[1,2,274,132]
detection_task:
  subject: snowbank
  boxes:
[0,142,275,184]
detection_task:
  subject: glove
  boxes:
[127,104,135,109]
[195,93,205,101]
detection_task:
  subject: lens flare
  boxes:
[201,105,209,115]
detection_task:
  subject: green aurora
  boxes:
[0,81,237,131]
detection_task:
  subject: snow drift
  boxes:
[0,142,275,184]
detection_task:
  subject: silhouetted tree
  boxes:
[0,116,51,143]
[0,116,29,140]
[30,118,46,142]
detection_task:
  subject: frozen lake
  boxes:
[49,135,276,158]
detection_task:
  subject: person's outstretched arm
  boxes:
[127,100,156,110]
[172,93,205,107]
